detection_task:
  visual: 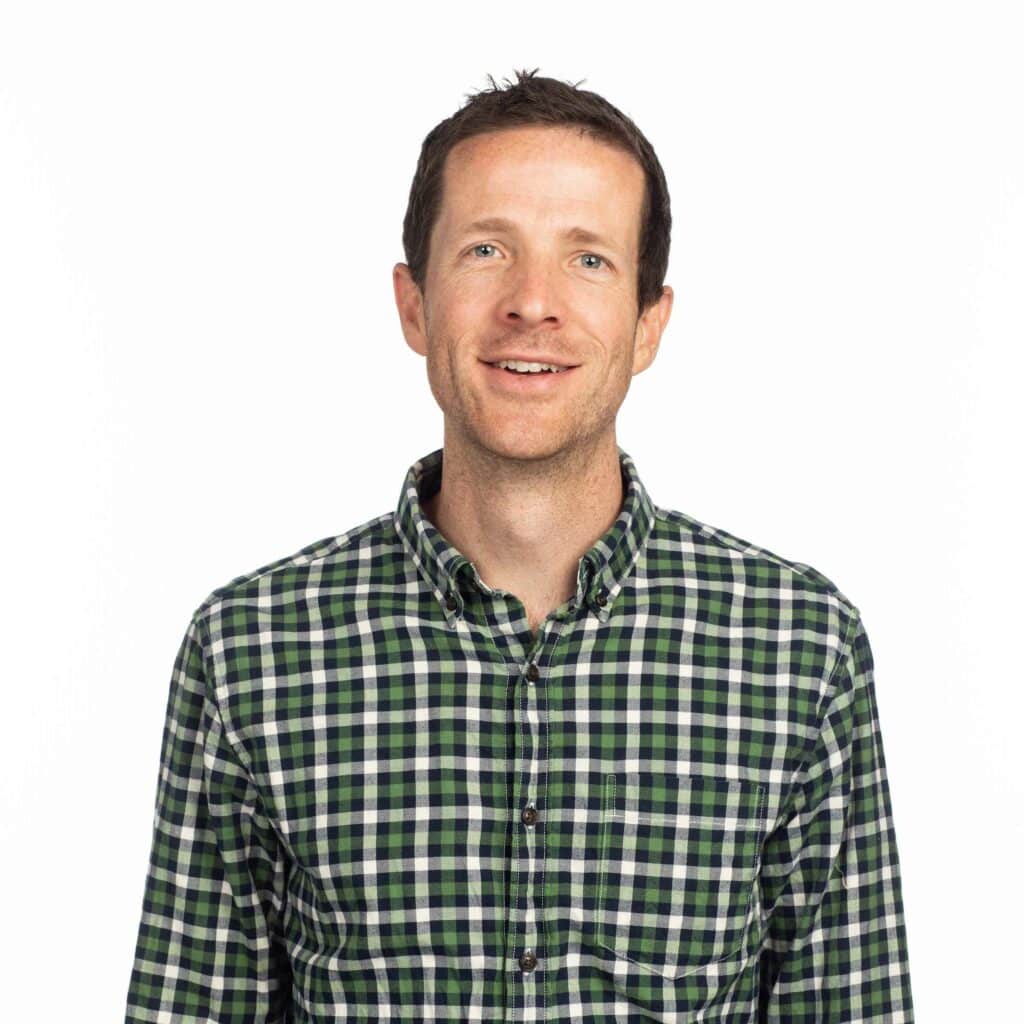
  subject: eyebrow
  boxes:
[456,216,621,252]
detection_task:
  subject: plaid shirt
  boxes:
[126,445,914,1022]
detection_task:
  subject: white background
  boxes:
[1,2,1020,1019]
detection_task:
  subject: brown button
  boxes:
[519,949,538,972]
[594,587,608,607]
[521,805,538,826]
[526,662,540,681]
[444,590,457,610]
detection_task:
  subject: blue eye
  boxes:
[467,245,608,269]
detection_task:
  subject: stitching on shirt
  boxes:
[653,506,856,610]
[597,773,615,950]
[781,607,863,826]
[599,776,769,981]
[824,606,862,696]
[193,614,258,782]
[191,613,293,869]
[530,642,548,1014]
[538,615,570,1011]
[537,641,550,1013]
[608,506,656,604]
[516,658,526,993]
[197,516,393,617]
[503,663,518,995]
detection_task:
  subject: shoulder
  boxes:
[188,510,398,630]
[649,504,860,634]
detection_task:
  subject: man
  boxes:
[126,69,914,1021]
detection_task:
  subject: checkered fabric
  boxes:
[125,445,914,1022]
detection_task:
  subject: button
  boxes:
[519,948,537,972]
[521,804,538,826]
[526,662,540,682]
[594,586,608,607]
[444,589,457,610]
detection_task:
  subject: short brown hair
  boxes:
[401,68,672,318]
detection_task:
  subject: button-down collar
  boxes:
[393,445,657,627]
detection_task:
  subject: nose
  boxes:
[500,256,564,329]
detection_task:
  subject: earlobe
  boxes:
[631,321,654,376]
[632,330,657,376]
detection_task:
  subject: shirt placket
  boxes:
[475,595,572,1024]
[506,618,566,1024]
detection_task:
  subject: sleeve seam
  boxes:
[191,610,263,795]
[824,604,862,696]
[191,610,292,870]
[779,605,863,820]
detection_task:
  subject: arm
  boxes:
[125,613,293,1023]
[757,610,914,1022]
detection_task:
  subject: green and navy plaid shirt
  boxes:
[126,446,914,1022]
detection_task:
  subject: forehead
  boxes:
[435,126,645,253]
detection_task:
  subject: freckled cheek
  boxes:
[431,278,490,329]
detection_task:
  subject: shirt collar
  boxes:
[393,445,657,627]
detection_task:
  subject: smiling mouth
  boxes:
[483,360,579,375]
[479,361,580,393]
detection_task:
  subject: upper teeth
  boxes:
[494,360,566,373]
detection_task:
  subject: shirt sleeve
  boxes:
[757,610,915,1022]
[125,613,293,1023]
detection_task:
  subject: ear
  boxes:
[631,284,674,376]
[393,263,428,357]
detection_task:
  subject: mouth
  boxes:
[480,359,580,392]
[481,358,579,373]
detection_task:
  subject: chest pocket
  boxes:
[597,771,767,981]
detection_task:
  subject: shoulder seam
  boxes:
[192,511,395,620]
[653,505,855,607]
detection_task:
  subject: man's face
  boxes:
[394,124,673,464]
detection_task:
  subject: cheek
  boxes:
[577,308,637,362]
[428,297,486,355]
[435,270,488,311]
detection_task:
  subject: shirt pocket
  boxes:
[596,771,767,981]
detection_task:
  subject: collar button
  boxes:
[594,586,608,607]
[444,589,458,611]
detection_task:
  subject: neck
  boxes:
[422,428,625,616]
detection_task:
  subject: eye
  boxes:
[465,244,610,270]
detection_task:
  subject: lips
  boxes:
[480,360,579,393]
[482,355,579,369]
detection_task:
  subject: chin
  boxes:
[477,431,576,464]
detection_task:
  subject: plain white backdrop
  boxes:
[1,1,1020,1018]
